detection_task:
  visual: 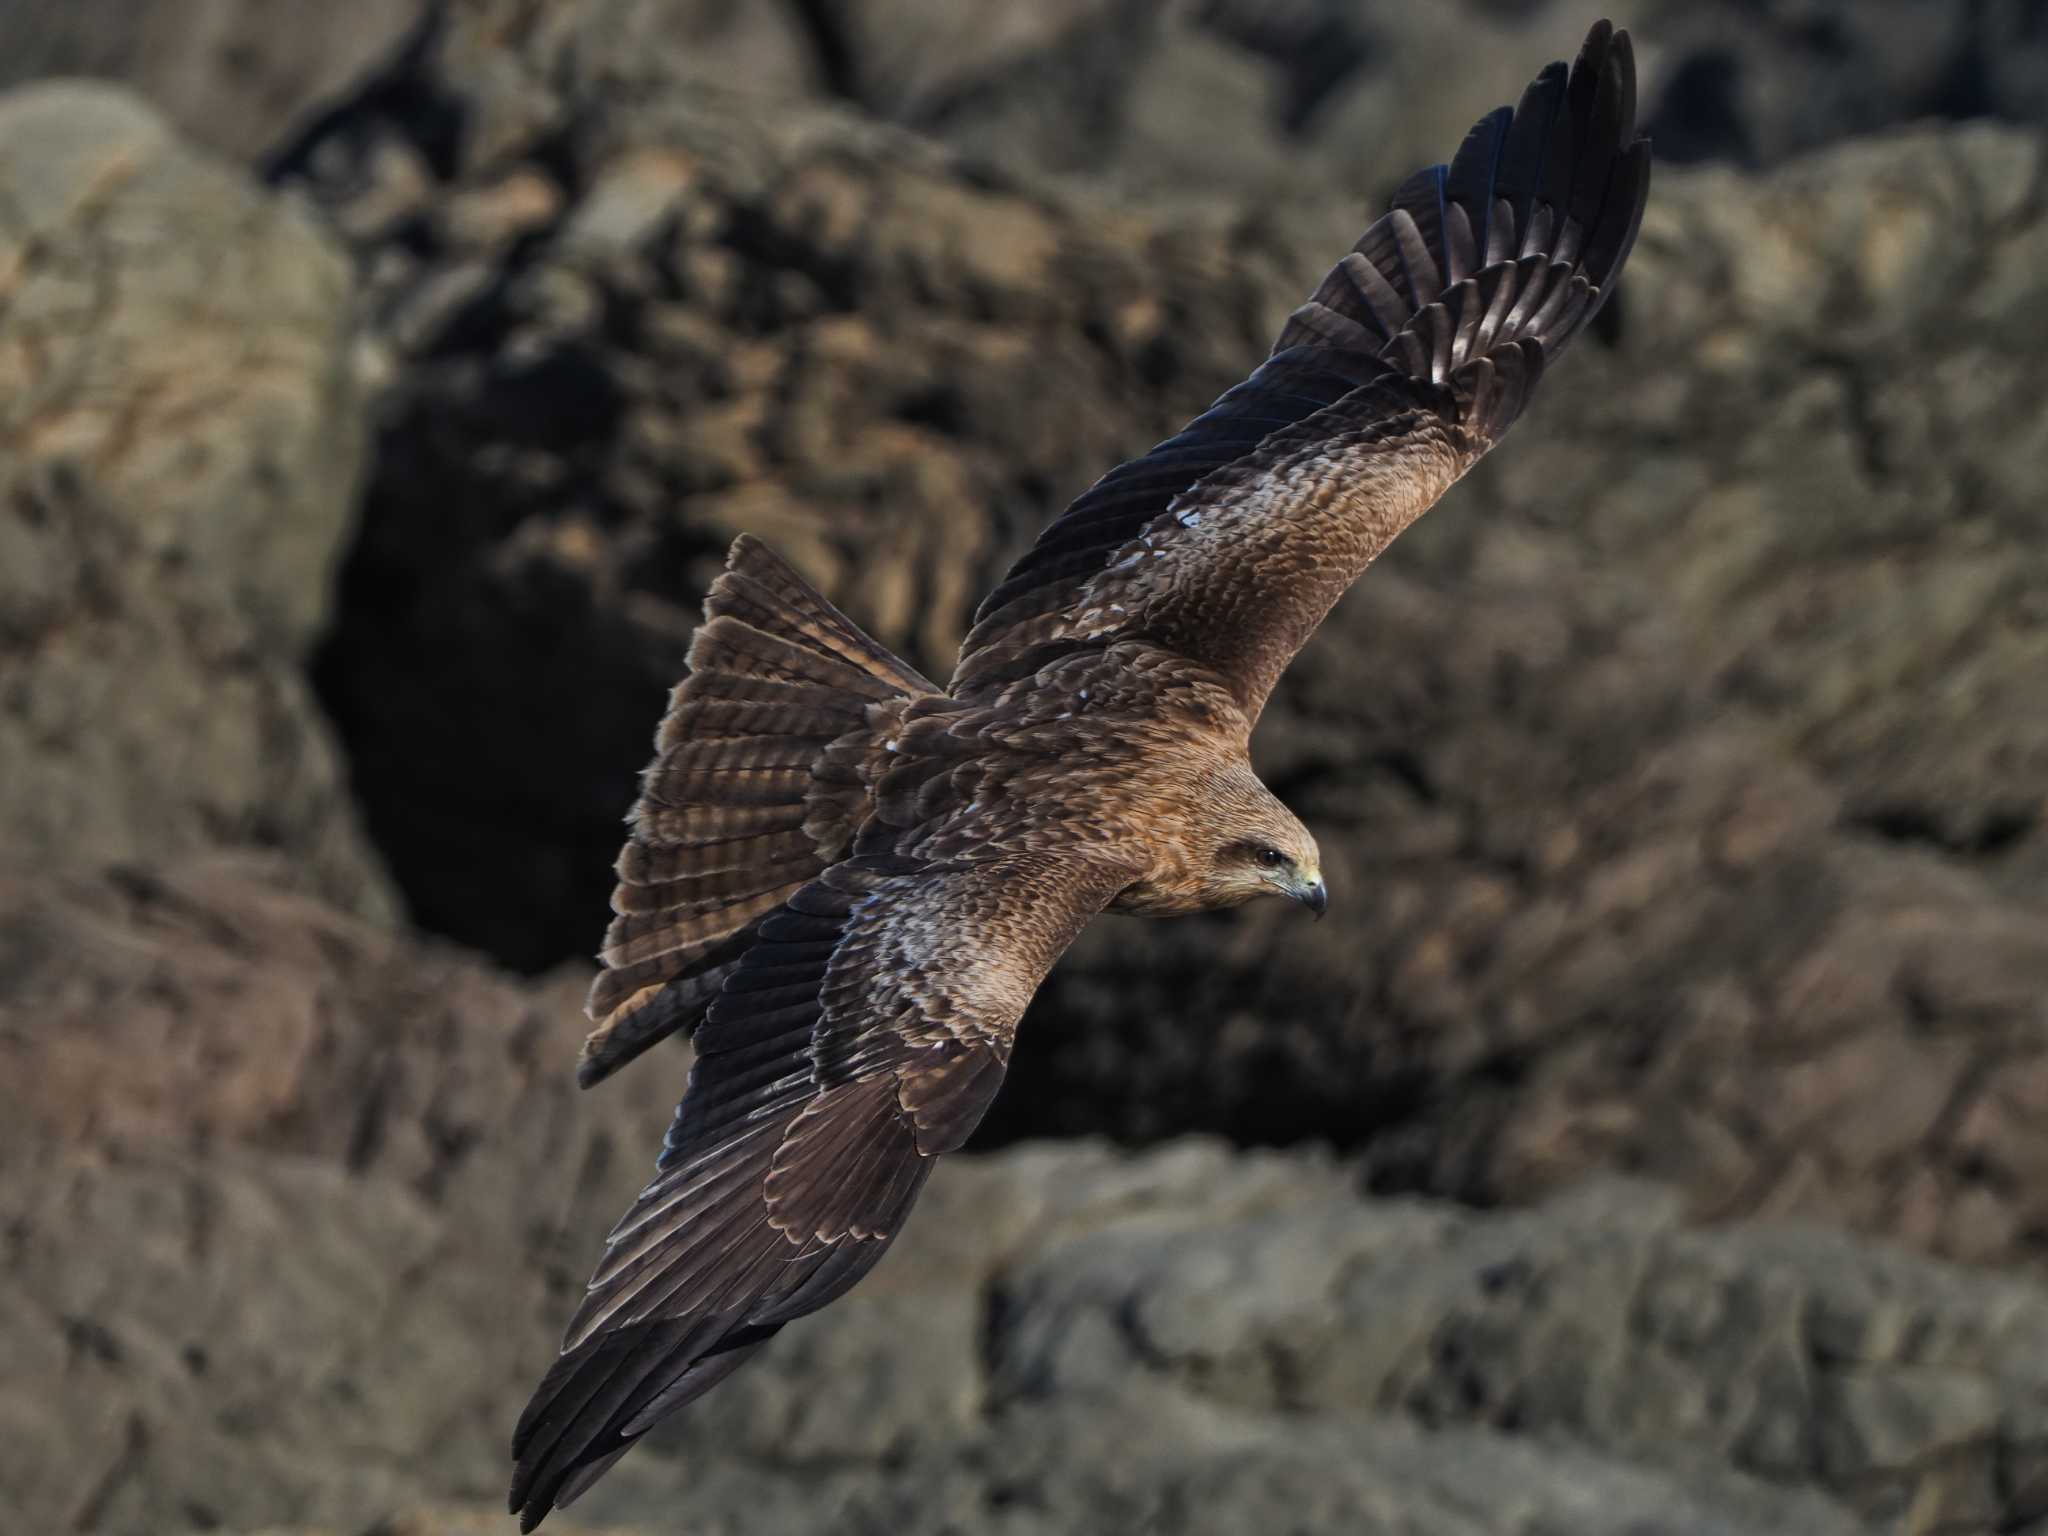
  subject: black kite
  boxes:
[513,20,1650,1525]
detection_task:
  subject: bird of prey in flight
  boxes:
[512,20,1649,1526]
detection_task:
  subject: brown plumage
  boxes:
[512,21,1650,1527]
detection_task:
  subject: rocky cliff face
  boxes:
[4,5,2047,1535]
[0,0,423,160]
[0,859,671,1532]
[750,0,2048,198]
[10,1,2048,183]
[0,83,397,922]
[11,862,2048,1533]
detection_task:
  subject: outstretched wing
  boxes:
[954,21,1649,720]
[510,850,1130,1530]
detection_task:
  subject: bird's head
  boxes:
[1195,772,1326,918]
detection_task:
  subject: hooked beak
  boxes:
[1295,871,1327,920]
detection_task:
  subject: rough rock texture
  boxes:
[871,0,2048,191]
[0,83,397,918]
[791,0,1617,206]
[11,873,2048,1536]
[402,0,2048,206]
[0,857,676,1533]
[284,11,2048,1274]
[7,0,2042,181]
[0,0,425,161]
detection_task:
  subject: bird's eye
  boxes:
[1257,847,1287,868]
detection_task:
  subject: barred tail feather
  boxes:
[578,536,934,1087]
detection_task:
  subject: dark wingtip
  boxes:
[1282,12,1648,443]
[1610,26,1639,127]
[509,1463,547,1530]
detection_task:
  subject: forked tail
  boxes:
[578,535,935,1086]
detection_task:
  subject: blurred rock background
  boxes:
[2,2,2046,1533]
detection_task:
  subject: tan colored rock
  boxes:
[0,0,421,160]
[0,857,677,1534]
[12,861,2048,1532]
[0,82,395,918]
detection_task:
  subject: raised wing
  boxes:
[953,20,1649,720]
[510,850,1130,1530]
